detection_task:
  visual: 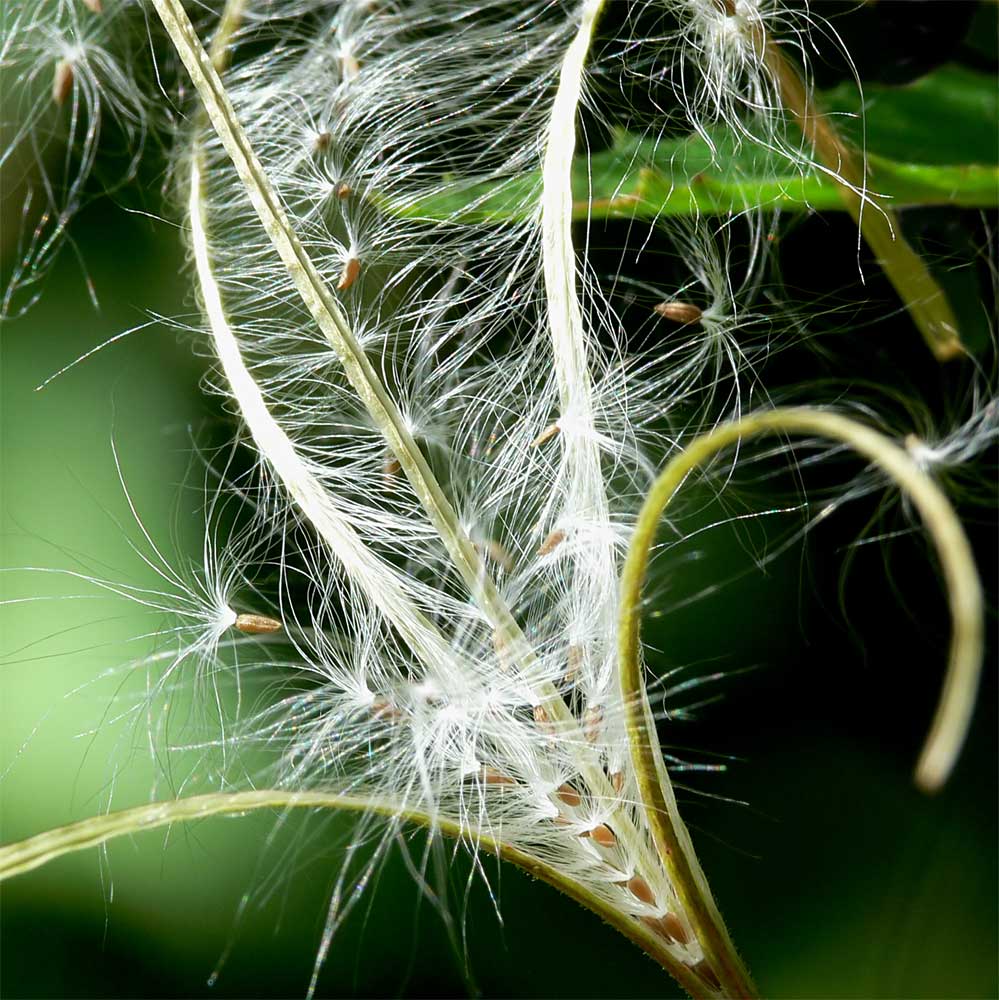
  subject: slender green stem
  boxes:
[0,791,709,995]
[758,35,964,361]
[618,407,983,995]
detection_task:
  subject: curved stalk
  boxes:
[618,406,984,994]
[169,0,682,934]
[0,791,708,996]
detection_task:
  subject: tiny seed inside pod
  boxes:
[234,612,282,635]
[338,256,361,291]
[556,783,581,807]
[531,422,560,448]
[625,875,656,906]
[654,301,702,325]
[640,913,689,944]
[589,823,616,848]
[52,59,74,106]
[692,959,722,991]
[537,529,566,556]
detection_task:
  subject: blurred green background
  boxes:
[2,2,997,997]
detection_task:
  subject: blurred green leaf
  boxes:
[385,64,998,223]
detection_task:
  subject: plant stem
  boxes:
[756,30,964,361]
[0,791,710,995]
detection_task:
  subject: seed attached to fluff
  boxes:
[588,823,616,848]
[610,770,624,795]
[338,256,361,291]
[533,704,550,727]
[481,766,515,787]
[52,59,74,106]
[556,783,581,807]
[625,875,656,906]
[370,697,402,722]
[583,704,603,744]
[565,643,583,683]
[477,539,514,571]
[692,959,722,991]
[383,453,402,478]
[537,529,566,556]
[82,0,103,12]
[341,51,360,81]
[654,301,703,325]
[336,182,352,199]
[313,130,332,153]
[234,612,283,635]
[640,913,690,945]
[531,422,560,448]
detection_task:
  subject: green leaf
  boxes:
[384,65,998,223]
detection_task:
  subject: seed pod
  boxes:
[531,422,560,448]
[654,301,702,325]
[234,612,283,635]
[556,783,581,807]
[52,59,74,107]
[338,256,361,291]
[537,529,566,556]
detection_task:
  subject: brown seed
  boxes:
[533,704,550,727]
[583,704,603,744]
[337,256,361,291]
[640,913,689,945]
[610,770,625,795]
[481,766,515,786]
[52,59,74,107]
[556,783,581,807]
[589,823,616,848]
[530,422,560,448]
[478,539,514,571]
[341,51,360,81]
[370,697,402,722]
[692,959,721,991]
[537,529,566,556]
[336,181,352,199]
[625,875,656,906]
[565,644,583,683]
[653,301,703,325]
[82,0,103,12]
[383,453,402,478]
[234,612,283,635]
[313,130,332,153]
